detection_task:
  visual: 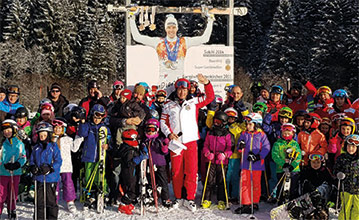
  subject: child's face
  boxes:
[39,131,48,141]
[319,93,330,102]
[347,144,357,155]
[16,117,27,126]
[279,117,289,124]
[271,93,281,102]
[261,90,269,100]
[145,125,158,136]
[246,122,255,132]
[320,124,330,135]
[335,97,345,107]
[340,125,352,137]
[228,116,236,124]
[0,93,6,102]
[304,120,312,129]
[310,159,322,170]
[42,113,51,121]
[296,116,305,127]
[93,117,103,125]
[3,128,13,139]
[156,96,165,103]
[54,126,62,135]
[282,130,294,139]
[120,96,127,104]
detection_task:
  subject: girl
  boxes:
[333,134,359,220]
[29,121,62,220]
[202,111,232,210]
[0,120,26,219]
[235,113,270,214]
[52,118,83,213]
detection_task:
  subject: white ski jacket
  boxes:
[58,135,83,173]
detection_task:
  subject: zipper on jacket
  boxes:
[249,132,254,170]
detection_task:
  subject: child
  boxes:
[297,113,328,166]
[117,129,148,215]
[224,107,246,203]
[272,123,302,204]
[318,117,332,143]
[266,85,287,122]
[0,120,26,219]
[29,121,62,220]
[31,103,55,143]
[141,119,172,208]
[333,134,359,220]
[293,110,307,134]
[235,113,270,214]
[78,104,110,210]
[202,111,232,210]
[52,117,83,213]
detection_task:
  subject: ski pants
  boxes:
[71,151,82,193]
[226,158,240,199]
[108,162,122,202]
[276,172,300,205]
[241,169,261,205]
[339,192,359,220]
[84,162,108,194]
[56,173,76,202]
[34,182,58,220]
[203,163,227,202]
[171,141,198,200]
[0,175,20,214]
[120,165,137,205]
[154,165,170,201]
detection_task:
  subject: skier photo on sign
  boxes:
[129,8,214,89]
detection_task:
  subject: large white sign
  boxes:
[127,45,233,98]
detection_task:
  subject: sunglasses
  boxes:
[114,84,124,90]
[175,80,189,89]
[347,138,359,146]
[309,154,324,161]
[145,127,157,133]
[51,90,60,93]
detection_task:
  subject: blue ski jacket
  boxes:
[0,137,27,176]
[0,98,23,115]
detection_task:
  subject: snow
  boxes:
[12,181,274,220]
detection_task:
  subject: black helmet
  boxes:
[87,80,99,90]
[71,106,86,120]
[15,107,29,119]
[291,81,303,93]
[7,85,20,95]
[214,111,229,125]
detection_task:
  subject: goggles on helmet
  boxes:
[347,138,359,146]
[145,127,157,133]
[113,84,124,90]
[94,112,105,118]
[309,154,324,161]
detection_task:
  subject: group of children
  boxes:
[0,78,358,220]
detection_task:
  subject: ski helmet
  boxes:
[215,95,223,105]
[213,111,229,126]
[224,107,238,118]
[63,103,78,116]
[244,112,263,125]
[333,89,348,98]
[113,80,124,90]
[304,113,321,129]
[87,80,99,91]
[145,119,160,139]
[174,78,191,90]
[278,107,293,119]
[90,104,106,117]
[36,121,53,133]
[308,154,325,162]
[6,85,20,95]
[156,90,167,98]
[122,129,139,146]
[317,86,332,96]
[281,123,296,140]
[39,98,52,106]
[291,81,303,93]
[15,107,29,119]
[270,85,284,100]
[331,113,346,122]
[190,80,198,88]
[1,119,18,138]
[41,103,55,113]
[71,106,86,120]
[343,134,359,155]
[340,117,356,134]
[252,102,268,113]
[224,84,235,93]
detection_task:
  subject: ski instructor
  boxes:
[129,9,215,89]
[160,74,214,211]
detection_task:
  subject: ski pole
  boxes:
[9,156,15,217]
[239,149,244,210]
[220,161,229,209]
[44,175,46,220]
[201,160,211,205]
[267,171,285,201]
[249,161,255,219]
[264,166,270,199]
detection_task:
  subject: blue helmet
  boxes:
[137,82,150,92]
[333,89,348,98]
[271,85,284,100]
[90,104,106,115]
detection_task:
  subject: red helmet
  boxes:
[305,113,321,129]
[175,78,191,90]
[122,129,139,146]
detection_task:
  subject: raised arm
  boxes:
[185,18,214,48]
[129,17,161,48]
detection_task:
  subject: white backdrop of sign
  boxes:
[127,45,233,99]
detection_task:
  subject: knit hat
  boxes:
[50,83,61,92]
[165,14,178,29]
[134,85,146,96]
[121,89,132,100]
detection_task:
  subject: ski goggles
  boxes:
[281,124,295,132]
[7,86,19,94]
[321,117,331,126]
[214,118,224,125]
[309,154,324,161]
[279,111,293,119]
[113,84,124,90]
[156,90,167,97]
[175,80,190,89]
[347,138,359,146]
[225,110,237,117]
[1,123,12,130]
[94,112,105,118]
[145,127,157,133]
[340,119,354,127]
[52,120,67,127]
[331,113,346,121]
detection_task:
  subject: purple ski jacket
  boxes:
[141,136,169,166]
[237,130,270,171]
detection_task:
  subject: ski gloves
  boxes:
[282,163,295,172]
[247,151,261,162]
[204,152,214,160]
[205,152,227,161]
[30,164,54,175]
[133,148,149,165]
[4,162,21,171]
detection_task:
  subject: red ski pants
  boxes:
[170,141,198,200]
[240,169,261,205]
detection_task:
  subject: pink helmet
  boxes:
[113,80,124,90]
[145,118,160,128]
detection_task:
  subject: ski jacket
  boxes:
[328,133,345,161]
[286,81,316,114]
[57,135,83,173]
[334,153,359,194]
[237,130,270,171]
[160,82,214,144]
[266,100,287,122]
[314,98,334,118]
[0,137,26,176]
[0,99,23,115]
[30,142,62,183]
[116,143,141,168]
[300,165,333,194]
[328,103,359,124]
[79,96,107,119]
[141,136,169,166]
[297,129,328,166]
[18,121,32,136]
[110,98,146,128]
[272,138,302,173]
[203,129,233,165]
[78,122,111,163]
[228,122,246,159]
